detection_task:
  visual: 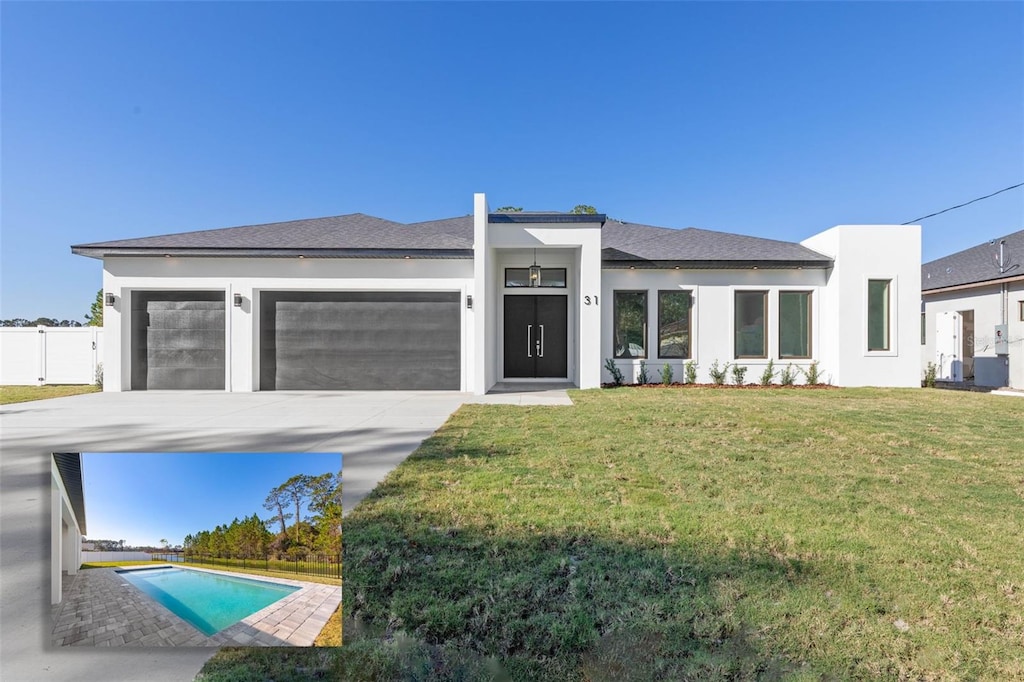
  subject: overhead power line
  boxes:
[905,180,1024,223]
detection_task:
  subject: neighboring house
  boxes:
[71,193,922,392]
[51,453,86,605]
[921,229,1024,388]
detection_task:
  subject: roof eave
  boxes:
[601,259,834,270]
[52,453,86,534]
[922,272,1024,294]
[70,247,475,260]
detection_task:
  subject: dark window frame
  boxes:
[613,290,648,359]
[734,290,768,359]
[657,290,693,359]
[867,279,892,352]
[778,290,812,360]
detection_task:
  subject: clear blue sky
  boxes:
[3,2,1021,321]
[80,452,340,548]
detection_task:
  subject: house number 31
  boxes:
[583,295,599,306]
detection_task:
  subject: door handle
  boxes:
[538,325,544,357]
[527,324,533,358]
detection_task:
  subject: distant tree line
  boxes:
[1,318,84,327]
[3,289,105,328]
[183,470,341,560]
[82,538,178,552]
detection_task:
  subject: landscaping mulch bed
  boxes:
[602,382,838,389]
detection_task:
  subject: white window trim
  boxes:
[864,275,898,357]
[656,288,697,361]
[776,287,816,361]
[731,288,770,360]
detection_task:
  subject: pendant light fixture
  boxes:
[529,249,541,287]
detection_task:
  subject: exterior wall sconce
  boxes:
[529,249,541,287]
[466,295,473,309]
[233,293,243,307]
[104,293,116,306]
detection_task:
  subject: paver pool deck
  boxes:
[51,565,341,647]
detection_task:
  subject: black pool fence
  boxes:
[151,552,341,580]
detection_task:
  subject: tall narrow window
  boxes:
[779,291,811,359]
[735,291,767,358]
[867,279,891,351]
[658,290,692,358]
[613,291,647,358]
[921,312,926,345]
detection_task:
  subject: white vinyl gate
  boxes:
[0,327,103,385]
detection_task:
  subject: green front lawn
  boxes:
[0,384,99,404]
[341,387,1024,680]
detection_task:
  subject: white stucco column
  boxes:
[63,512,78,576]
[472,193,491,394]
[50,477,62,605]
[577,232,604,389]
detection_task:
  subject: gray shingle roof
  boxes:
[71,213,473,256]
[922,229,1024,291]
[72,211,832,267]
[602,222,832,267]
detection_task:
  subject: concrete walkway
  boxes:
[1,386,573,682]
[51,565,340,647]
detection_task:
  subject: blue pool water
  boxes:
[117,567,300,636]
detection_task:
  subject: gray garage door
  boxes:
[131,291,225,390]
[260,291,461,390]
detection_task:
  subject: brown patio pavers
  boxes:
[51,565,341,647]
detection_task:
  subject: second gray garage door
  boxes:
[260,291,461,390]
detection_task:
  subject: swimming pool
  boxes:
[116,566,300,636]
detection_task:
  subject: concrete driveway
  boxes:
[0,389,470,682]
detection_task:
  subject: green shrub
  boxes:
[924,362,937,388]
[759,359,775,386]
[731,364,748,385]
[661,363,673,385]
[604,358,624,386]
[802,361,822,385]
[708,360,730,386]
[94,362,103,389]
[637,361,650,385]
[780,364,797,386]
[684,360,698,384]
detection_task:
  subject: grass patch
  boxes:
[341,387,1024,680]
[195,649,341,682]
[0,384,99,404]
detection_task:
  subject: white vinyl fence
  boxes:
[0,327,103,385]
[82,551,152,563]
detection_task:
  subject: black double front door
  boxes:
[503,295,567,378]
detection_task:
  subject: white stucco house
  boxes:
[51,453,86,604]
[921,229,1023,388]
[71,193,921,392]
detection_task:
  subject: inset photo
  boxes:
[50,452,341,647]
